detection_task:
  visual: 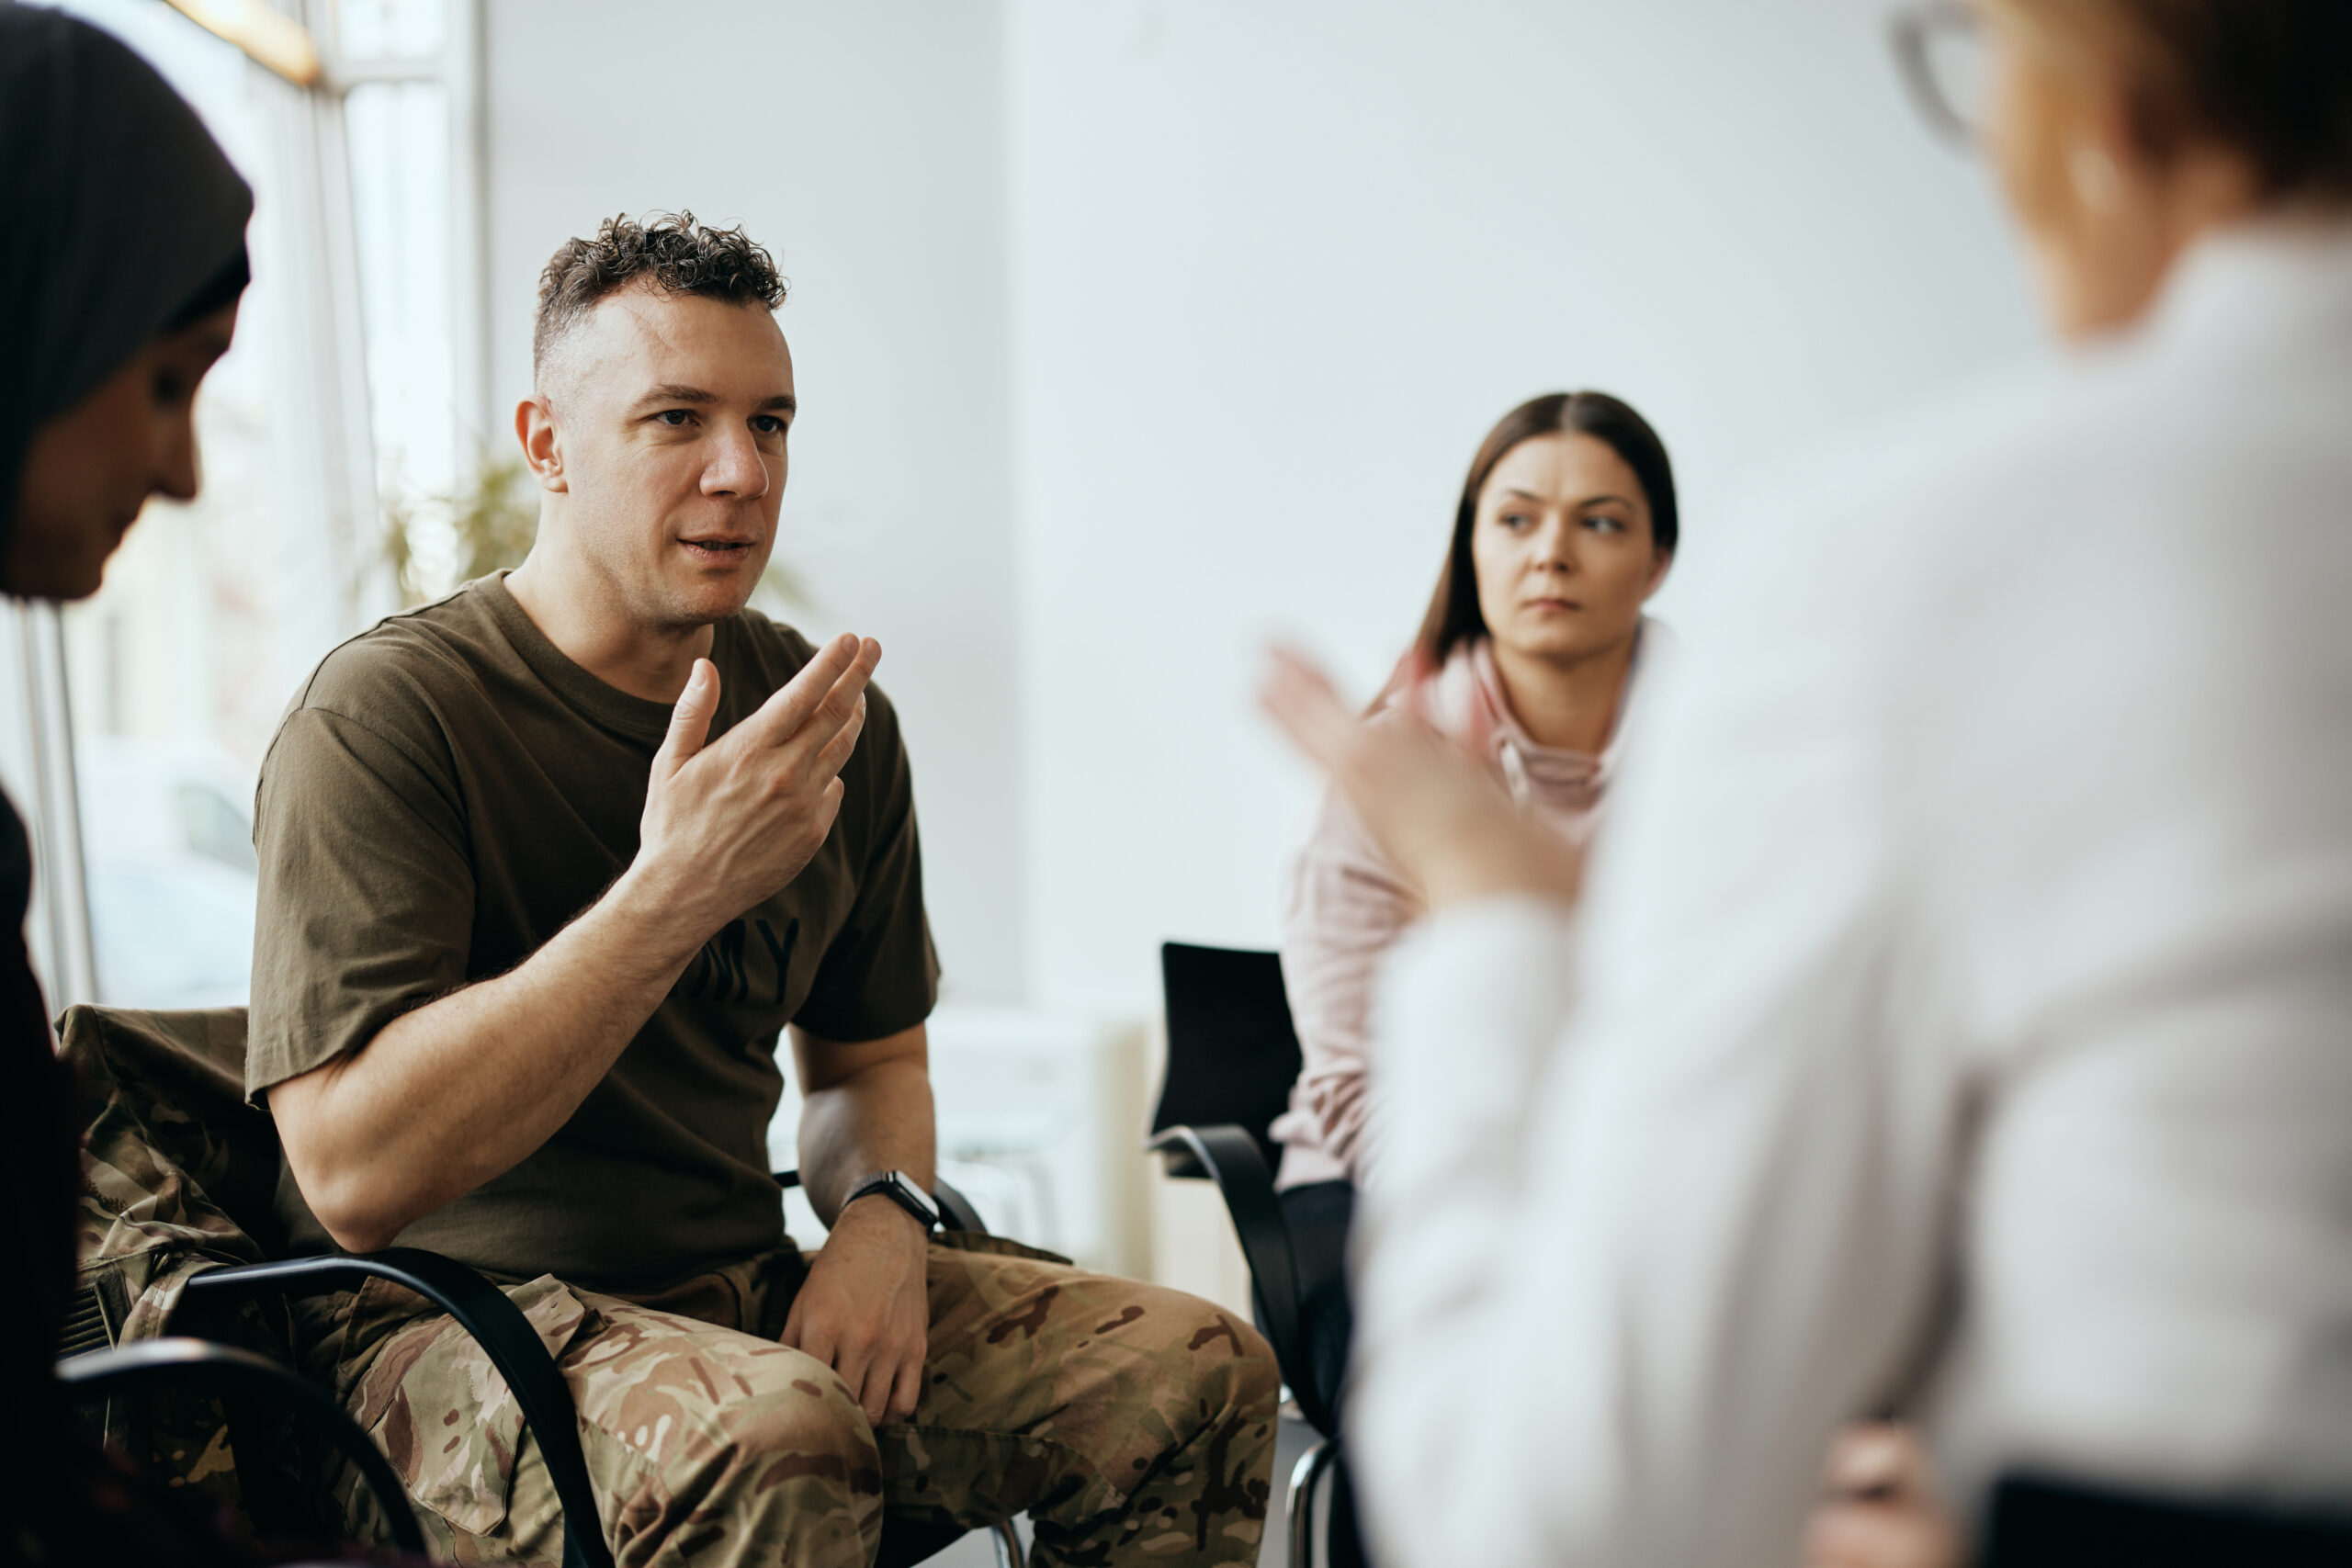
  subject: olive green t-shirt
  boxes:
[245,574,938,1290]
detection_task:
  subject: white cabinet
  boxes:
[767,1006,1153,1277]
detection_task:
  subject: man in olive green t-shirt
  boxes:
[247,212,1275,1568]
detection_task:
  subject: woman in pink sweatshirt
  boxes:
[1272,389,1677,1425]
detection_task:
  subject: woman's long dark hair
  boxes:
[1410,389,1679,669]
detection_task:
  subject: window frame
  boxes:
[1,0,486,1010]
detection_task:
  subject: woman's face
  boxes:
[1469,432,1668,670]
[5,301,239,601]
[1980,0,2256,338]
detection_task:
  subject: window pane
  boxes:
[345,79,467,599]
[336,0,445,60]
[23,9,463,1010]
[44,2,367,1008]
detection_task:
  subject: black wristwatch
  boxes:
[845,1169,939,1231]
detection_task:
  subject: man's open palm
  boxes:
[639,633,881,940]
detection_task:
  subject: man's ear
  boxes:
[515,394,568,493]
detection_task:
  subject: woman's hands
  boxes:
[1804,1424,1963,1568]
[1257,645,1585,908]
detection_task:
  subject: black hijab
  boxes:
[0,12,250,1526]
[0,6,253,932]
[0,6,254,565]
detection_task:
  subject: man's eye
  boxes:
[657,410,692,427]
[752,415,786,435]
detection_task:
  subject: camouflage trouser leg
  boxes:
[297,1233,1277,1567]
[888,1234,1277,1565]
[302,1266,882,1565]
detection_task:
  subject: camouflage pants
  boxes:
[293,1232,1278,1567]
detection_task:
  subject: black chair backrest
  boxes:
[1153,942,1303,1167]
[1984,1473,2352,1566]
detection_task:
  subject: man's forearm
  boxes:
[271,864,708,1251]
[792,1028,935,1224]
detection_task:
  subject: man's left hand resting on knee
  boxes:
[245,211,1276,1568]
[782,1023,934,1427]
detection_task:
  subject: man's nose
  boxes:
[702,427,770,499]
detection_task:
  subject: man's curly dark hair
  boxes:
[532,211,786,378]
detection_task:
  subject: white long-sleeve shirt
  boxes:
[1349,220,2352,1568]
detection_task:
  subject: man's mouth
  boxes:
[678,536,758,566]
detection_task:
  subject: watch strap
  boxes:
[846,1170,938,1230]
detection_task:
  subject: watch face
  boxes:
[891,1173,938,1219]
[866,1171,937,1226]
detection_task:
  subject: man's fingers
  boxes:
[884,1350,924,1425]
[742,634,878,750]
[861,1339,920,1427]
[859,1373,889,1428]
[777,1299,812,1354]
[827,1334,886,1427]
[782,651,879,769]
[735,634,854,746]
[809,695,868,779]
[790,1308,865,1408]
[832,1342,876,1422]
[778,1299,892,1427]
[650,659,719,783]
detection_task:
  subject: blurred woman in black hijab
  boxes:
[1,8,252,1562]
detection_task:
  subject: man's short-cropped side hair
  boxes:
[532,211,787,379]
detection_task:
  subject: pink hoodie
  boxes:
[1270,628,1651,1190]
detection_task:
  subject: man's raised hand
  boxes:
[637,634,882,942]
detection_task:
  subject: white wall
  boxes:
[482,1,1029,1000]
[481,1,2041,1017]
[1004,0,2040,1012]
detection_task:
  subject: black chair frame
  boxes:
[1148,941,1350,1568]
[1142,1125,1323,1437]
[69,1168,1014,1568]
[182,1246,614,1568]
[59,1335,431,1557]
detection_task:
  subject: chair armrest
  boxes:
[774,1168,991,1235]
[182,1249,615,1568]
[929,1177,988,1236]
[1145,1123,1330,1434]
[57,1337,430,1560]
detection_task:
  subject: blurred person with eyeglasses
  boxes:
[1261,2,2352,1564]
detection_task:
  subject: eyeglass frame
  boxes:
[1889,0,1985,152]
